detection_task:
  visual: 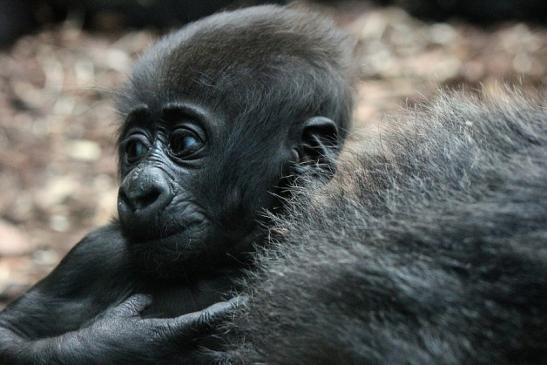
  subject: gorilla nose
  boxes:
[123,184,162,211]
[118,167,173,220]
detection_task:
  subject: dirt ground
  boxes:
[0,1,546,307]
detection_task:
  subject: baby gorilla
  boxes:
[0,5,354,364]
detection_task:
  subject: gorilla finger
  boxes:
[228,295,249,309]
[167,296,245,334]
[193,296,248,328]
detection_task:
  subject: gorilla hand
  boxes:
[27,295,242,365]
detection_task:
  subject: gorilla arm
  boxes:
[0,225,237,365]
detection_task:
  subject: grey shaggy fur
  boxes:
[229,91,547,364]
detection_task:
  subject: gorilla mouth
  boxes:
[129,217,208,245]
[119,195,210,243]
[156,220,208,243]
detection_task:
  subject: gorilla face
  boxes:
[116,100,300,274]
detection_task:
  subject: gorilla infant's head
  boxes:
[114,5,355,274]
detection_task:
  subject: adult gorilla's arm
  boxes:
[0,225,235,364]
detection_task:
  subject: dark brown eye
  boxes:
[169,129,204,158]
[125,138,149,163]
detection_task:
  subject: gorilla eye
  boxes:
[169,129,204,159]
[125,137,149,163]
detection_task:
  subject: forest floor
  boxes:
[0,1,545,307]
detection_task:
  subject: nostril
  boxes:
[133,187,161,210]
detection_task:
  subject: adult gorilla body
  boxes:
[0,6,353,364]
[231,91,547,364]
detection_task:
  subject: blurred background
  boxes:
[0,0,546,307]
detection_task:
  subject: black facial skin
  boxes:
[0,5,354,364]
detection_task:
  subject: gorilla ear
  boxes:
[298,116,339,175]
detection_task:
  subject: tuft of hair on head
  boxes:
[116,5,358,143]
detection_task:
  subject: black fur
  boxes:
[230,90,547,364]
[117,4,355,139]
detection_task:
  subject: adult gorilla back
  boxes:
[230,91,547,364]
